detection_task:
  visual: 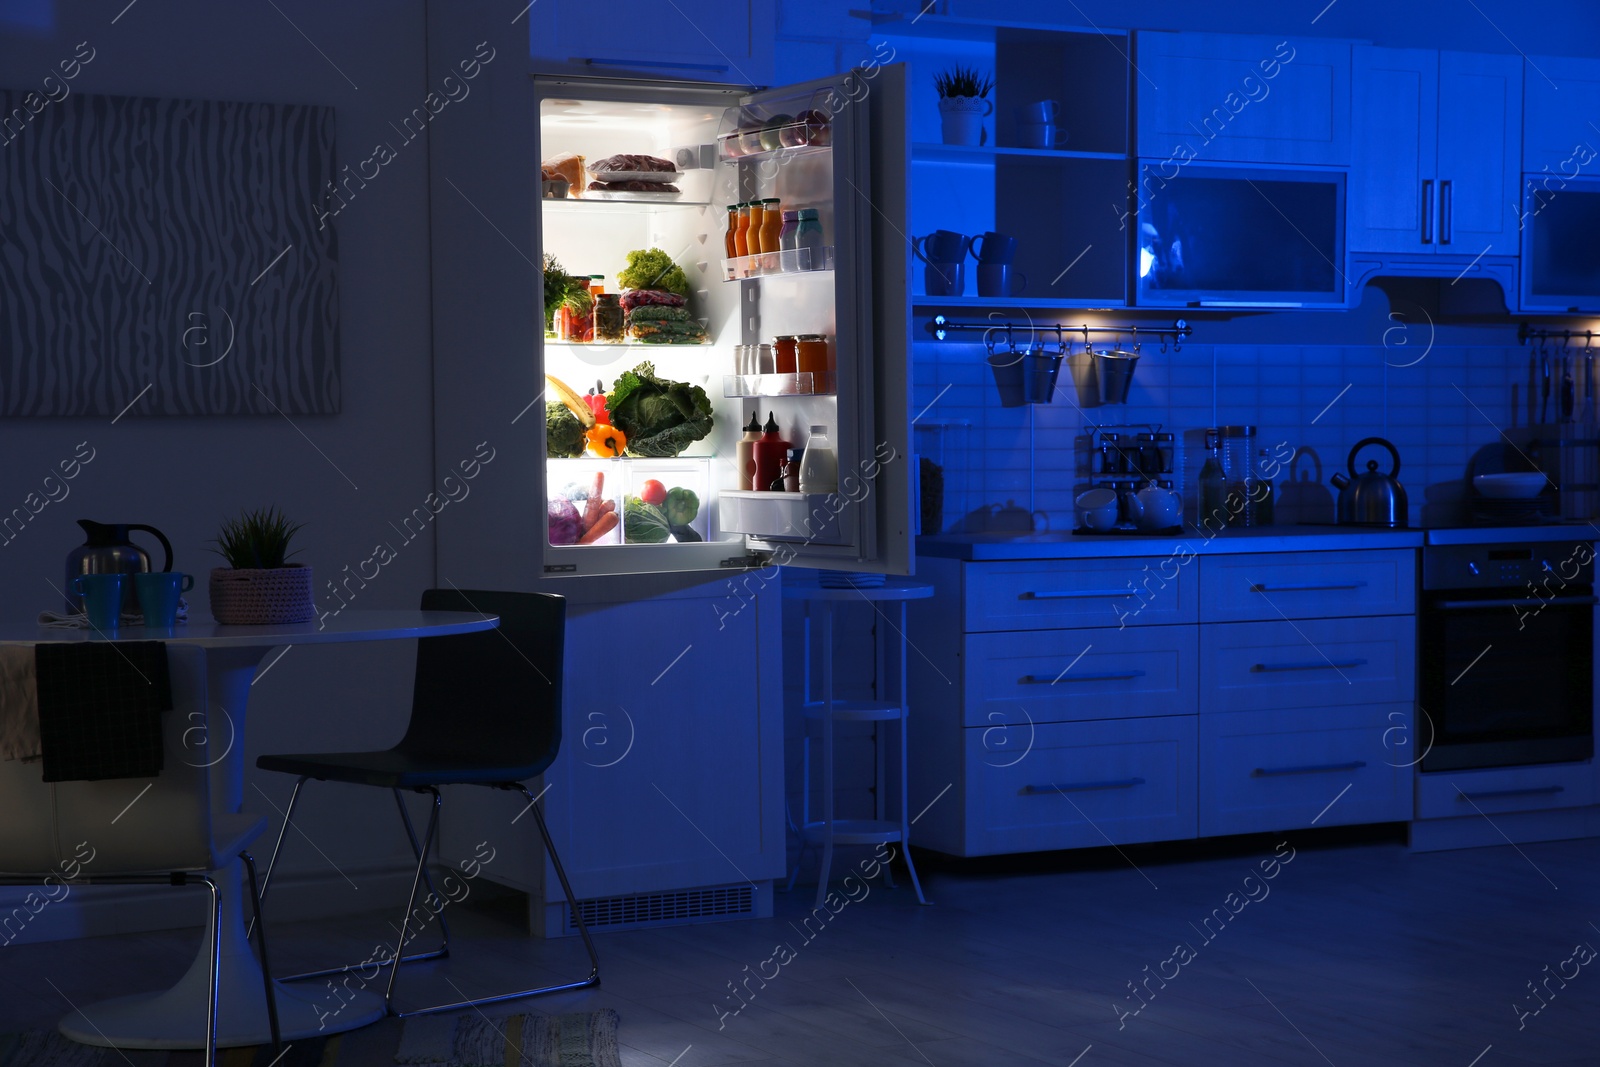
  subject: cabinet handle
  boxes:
[1019,670,1146,684]
[1249,581,1368,593]
[1024,778,1145,794]
[1439,179,1453,245]
[1021,589,1136,600]
[1457,785,1565,802]
[1250,659,1368,673]
[577,57,731,73]
[1252,761,1367,777]
[1437,595,1598,610]
[1422,179,1435,244]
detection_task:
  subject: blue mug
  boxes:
[134,571,194,629]
[913,230,972,264]
[73,573,126,632]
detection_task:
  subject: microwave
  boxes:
[1134,161,1349,308]
[1520,175,1600,312]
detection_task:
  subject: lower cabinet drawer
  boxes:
[1199,703,1415,837]
[1199,615,1415,713]
[963,559,1196,631]
[960,716,1196,855]
[964,624,1198,727]
[1416,761,1596,819]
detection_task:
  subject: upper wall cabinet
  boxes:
[1523,55,1600,173]
[1348,48,1522,257]
[527,0,775,85]
[1135,32,1350,166]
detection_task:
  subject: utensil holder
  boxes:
[1023,351,1062,404]
[987,352,1026,407]
[1096,351,1138,404]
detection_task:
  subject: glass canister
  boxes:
[1220,425,1258,526]
[592,293,625,343]
[796,335,829,390]
[773,336,799,375]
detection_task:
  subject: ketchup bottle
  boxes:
[752,411,791,492]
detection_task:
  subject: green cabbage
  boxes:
[607,362,714,458]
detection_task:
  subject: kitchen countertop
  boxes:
[918,524,1425,561]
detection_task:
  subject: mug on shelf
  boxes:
[1018,122,1067,149]
[977,263,1027,298]
[1018,100,1060,123]
[970,231,1018,264]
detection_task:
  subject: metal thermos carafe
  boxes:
[64,519,174,613]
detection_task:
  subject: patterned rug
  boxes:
[0,1011,621,1067]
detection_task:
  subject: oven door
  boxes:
[1420,589,1596,771]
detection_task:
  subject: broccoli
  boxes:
[617,248,691,296]
[546,401,586,458]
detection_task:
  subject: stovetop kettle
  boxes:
[1330,437,1408,528]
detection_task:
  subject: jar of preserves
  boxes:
[593,293,625,343]
[773,336,799,375]
[797,334,829,390]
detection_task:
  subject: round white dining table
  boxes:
[0,609,498,1049]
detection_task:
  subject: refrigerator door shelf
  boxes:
[722,246,835,280]
[721,490,846,544]
[722,373,831,397]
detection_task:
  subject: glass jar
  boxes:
[796,335,829,389]
[724,205,739,259]
[734,204,752,258]
[592,293,625,343]
[778,209,801,252]
[773,336,799,375]
[1220,425,1258,526]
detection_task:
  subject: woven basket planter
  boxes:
[209,565,315,625]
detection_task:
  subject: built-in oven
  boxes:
[1419,541,1595,772]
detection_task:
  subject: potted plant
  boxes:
[934,64,994,146]
[209,505,315,624]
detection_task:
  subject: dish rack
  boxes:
[1079,424,1184,501]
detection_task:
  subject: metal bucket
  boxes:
[1023,351,1062,403]
[1096,349,1138,404]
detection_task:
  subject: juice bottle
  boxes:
[724,205,739,259]
[759,199,783,260]
[747,200,766,255]
[734,203,751,258]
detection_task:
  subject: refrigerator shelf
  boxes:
[720,490,845,544]
[722,246,835,280]
[545,339,713,350]
[718,133,831,165]
[721,372,833,398]
[542,195,712,212]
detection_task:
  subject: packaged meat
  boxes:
[589,153,677,175]
[587,180,680,193]
[620,289,688,313]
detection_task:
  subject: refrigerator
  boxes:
[533,66,914,580]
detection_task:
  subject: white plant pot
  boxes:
[938,95,993,146]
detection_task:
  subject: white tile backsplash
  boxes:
[914,338,1547,530]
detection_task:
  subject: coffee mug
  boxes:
[924,260,965,297]
[1075,488,1119,531]
[977,263,1027,297]
[134,571,194,628]
[73,573,126,632]
[914,230,972,263]
[1019,122,1066,149]
[970,231,1018,264]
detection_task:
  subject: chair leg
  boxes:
[240,852,282,1051]
[194,874,222,1067]
[384,787,441,1013]
[392,787,452,957]
[389,782,600,1018]
[248,775,308,939]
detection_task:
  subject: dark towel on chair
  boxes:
[34,642,172,782]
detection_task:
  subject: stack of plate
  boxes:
[817,570,886,589]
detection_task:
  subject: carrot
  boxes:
[578,510,618,545]
[582,471,605,529]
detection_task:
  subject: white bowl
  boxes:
[1473,472,1547,499]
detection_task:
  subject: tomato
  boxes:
[640,479,668,506]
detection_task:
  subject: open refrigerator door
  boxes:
[537,66,912,578]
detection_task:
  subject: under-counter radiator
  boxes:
[563,882,766,935]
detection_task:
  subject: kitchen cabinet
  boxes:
[1348,47,1522,257]
[1522,55,1600,174]
[1135,32,1350,166]
[525,0,776,85]
[908,543,1418,857]
[1519,56,1600,312]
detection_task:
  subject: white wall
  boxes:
[0,0,440,934]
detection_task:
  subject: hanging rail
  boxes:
[927,315,1191,351]
[1519,324,1596,347]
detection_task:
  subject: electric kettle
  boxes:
[64,519,174,613]
[1330,438,1408,528]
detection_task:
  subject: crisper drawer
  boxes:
[964,559,1196,632]
[1199,615,1415,713]
[1199,549,1416,622]
[1416,762,1596,819]
[964,624,1198,727]
[1199,703,1414,836]
[959,716,1196,855]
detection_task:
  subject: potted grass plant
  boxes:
[934,64,994,146]
[209,505,314,624]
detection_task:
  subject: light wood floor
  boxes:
[5,828,1599,1065]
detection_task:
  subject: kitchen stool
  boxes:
[783,577,932,909]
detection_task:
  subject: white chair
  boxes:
[0,643,279,1066]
